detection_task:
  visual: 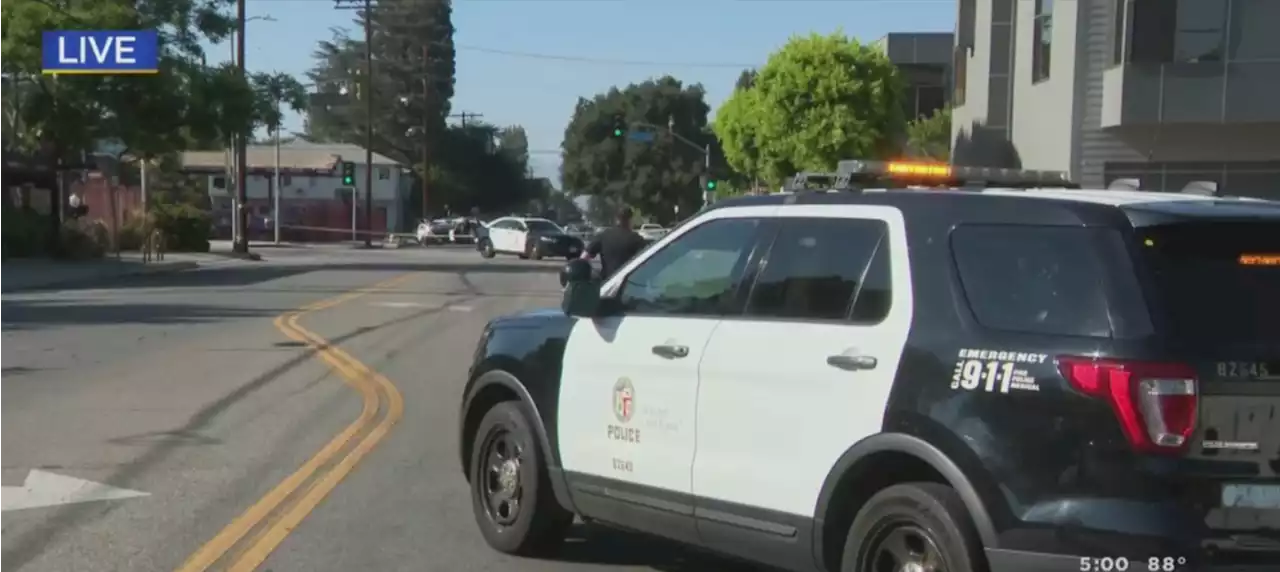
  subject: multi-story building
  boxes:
[875,32,954,120]
[951,0,1280,198]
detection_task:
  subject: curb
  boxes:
[1,260,201,293]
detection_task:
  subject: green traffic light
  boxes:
[706,180,717,190]
[343,176,354,185]
[613,128,623,137]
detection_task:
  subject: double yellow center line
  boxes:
[175,274,413,572]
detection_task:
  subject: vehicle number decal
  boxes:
[951,349,1044,393]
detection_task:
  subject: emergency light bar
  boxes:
[782,160,1077,193]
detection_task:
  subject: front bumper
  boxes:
[534,237,584,257]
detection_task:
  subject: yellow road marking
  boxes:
[175,274,414,572]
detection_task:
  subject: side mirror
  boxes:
[560,259,601,317]
[559,258,594,287]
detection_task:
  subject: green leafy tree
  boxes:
[251,72,309,139]
[305,1,456,167]
[560,76,712,226]
[497,125,530,172]
[905,106,952,161]
[714,31,906,185]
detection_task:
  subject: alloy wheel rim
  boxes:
[862,521,946,572]
[480,428,524,527]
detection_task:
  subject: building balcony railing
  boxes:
[1100,61,1280,127]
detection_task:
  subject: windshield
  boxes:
[1136,221,1280,344]
[524,219,563,234]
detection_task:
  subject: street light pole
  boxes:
[363,0,374,247]
[273,99,282,244]
[234,0,249,254]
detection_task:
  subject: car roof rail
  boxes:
[781,160,1078,194]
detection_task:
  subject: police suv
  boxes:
[458,160,1279,572]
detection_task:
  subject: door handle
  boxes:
[827,355,878,371]
[652,344,690,359]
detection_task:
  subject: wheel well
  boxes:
[820,451,948,572]
[460,382,519,482]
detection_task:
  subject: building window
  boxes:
[377,167,390,180]
[281,173,292,186]
[953,46,967,105]
[1174,0,1227,62]
[1033,0,1054,83]
[1128,0,1230,64]
[1228,0,1280,62]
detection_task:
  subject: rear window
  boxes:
[951,225,1117,338]
[1135,222,1280,343]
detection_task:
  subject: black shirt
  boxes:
[588,226,648,280]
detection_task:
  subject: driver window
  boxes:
[617,218,761,317]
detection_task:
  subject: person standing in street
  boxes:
[581,207,648,280]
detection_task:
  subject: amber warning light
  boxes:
[1238,254,1280,266]
[886,162,952,178]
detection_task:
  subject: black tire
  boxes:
[841,482,985,572]
[479,239,496,259]
[469,402,573,556]
[523,239,542,261]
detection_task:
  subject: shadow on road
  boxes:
[553,524,778,572]
[0,302,279,331]
[13,260,561,294]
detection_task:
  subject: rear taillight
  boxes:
[1058,357,1199,454]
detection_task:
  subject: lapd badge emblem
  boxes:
[613,377,635,424]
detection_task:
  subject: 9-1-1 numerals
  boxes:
[955,359,1016,393]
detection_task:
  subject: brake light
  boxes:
[1057,357,1198,454]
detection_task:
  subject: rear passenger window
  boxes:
[746,218,890,322]
[951,225,1113,337]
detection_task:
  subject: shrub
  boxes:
[152,203,211,252]
[1,209,53,259]
[116,209,151,251]
[54,219,108,260]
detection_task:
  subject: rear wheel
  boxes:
[479,239,496,259]
[841,482,985,572]
[469,402,572,556]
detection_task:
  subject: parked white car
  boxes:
[637,223,667,241]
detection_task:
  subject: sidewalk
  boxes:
[1,252,225,293]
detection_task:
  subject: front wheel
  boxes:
[469,402,573,556]
[479,239,496,259]
[842,482,985,572]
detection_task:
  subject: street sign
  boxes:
[627,131,656,143]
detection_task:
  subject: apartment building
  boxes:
[874,32,954,120]
[951,0,1280,198]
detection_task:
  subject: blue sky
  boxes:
[215,0,955,186]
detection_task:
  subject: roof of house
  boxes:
[181,142,401,171]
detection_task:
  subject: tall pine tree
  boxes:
[305,0,456,167]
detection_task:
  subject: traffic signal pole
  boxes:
[362,0,374,248]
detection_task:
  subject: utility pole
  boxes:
[449,111,482,129]
[335,0,375,247]
[234,0,249,254]
[421,43,430,220]
[273,99,282,244]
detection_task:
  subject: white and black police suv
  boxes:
[458,160,1280,572]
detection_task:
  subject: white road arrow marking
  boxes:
[446,305,473,312]
[1,470,149,512]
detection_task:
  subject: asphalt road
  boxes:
[1,246,765,572]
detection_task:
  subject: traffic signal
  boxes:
[701,175,718,191]
[612,115,626,138]
[341,161,355,186]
